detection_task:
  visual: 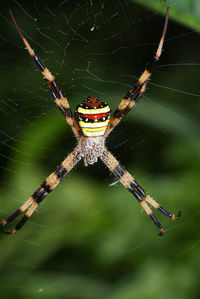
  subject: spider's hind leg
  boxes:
[101,149,180,235]
[1,149,81,234]
[0,188,46,234]
[130,185,181,235]
[144,194,181,220]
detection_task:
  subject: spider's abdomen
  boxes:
[75,96,111,137]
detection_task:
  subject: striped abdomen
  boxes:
[75,96,111,137]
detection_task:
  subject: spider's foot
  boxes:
[170,210,181,220]
[159,227,164,236]
[3,229,17,235]
[1,226,17,234]
[0,219,7,225]
[0,220,16,234]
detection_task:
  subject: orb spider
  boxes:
[1,8,180,235]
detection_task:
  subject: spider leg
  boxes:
[101,149,180,235]
[0,149,81,234]
[9,10,82,140]
[105,7,169,137]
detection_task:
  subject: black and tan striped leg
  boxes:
[105,8,169,137]
[0,150,81,234]
[101,148,180,235]
[9,10,82,139]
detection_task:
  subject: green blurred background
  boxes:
[0,0,200,298]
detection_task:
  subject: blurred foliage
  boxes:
[132,0,200,30]
[0,0,200,298]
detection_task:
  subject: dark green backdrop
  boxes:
[0,0,199,298]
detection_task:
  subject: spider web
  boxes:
[0,0,200,298]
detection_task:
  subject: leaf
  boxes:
[131,0,200,31]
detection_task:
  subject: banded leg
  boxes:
[105,8,169,137]
[0,149,81,234]
[101,149,180,235]
[9,10,82,139]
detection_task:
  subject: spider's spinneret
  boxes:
[75,96,111,137]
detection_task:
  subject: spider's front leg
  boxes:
[0,149,81,234]
[101,149,180,235]
[105,7,169,137]
[9,10,82,139]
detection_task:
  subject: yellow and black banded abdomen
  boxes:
[74,97,111,137]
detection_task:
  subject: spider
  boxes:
[0,8,180,236]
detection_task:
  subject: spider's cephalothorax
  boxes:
[1,8,180,236]
[74,96,111,137]
[77,135,105,166]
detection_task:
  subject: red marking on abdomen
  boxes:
[76,112,109,120]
